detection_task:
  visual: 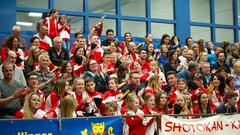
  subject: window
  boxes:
[190,0,210,23]
[214,0,233,25]
[216,28,234,43]
[191,26,211,41]
[17,0,48,8]
[68,16,84,33]
[54,0,83,11]
[122,20,146,37]
[121,0,146,17]
[151,0,174,19]
[151,23,174,38]
[16,12,42,31]
[89,0,116,14]
[89,18,116,35]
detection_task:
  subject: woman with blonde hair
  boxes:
[45,79,69,111]
[59,95,77,118]
[145,74,163,96]
[24,46,40,77]
[14,93,45,119]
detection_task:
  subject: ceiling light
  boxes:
[16,22,33,26]
[28,12,42,17]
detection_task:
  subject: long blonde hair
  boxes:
[26,46,39,66]
[59,95,77,118]
[23,93,41,119]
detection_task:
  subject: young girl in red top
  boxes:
[58,14,71,52]
[155,92,169,114]
[145,75,163,97]
[43,8,58,39]
[103,77,123,115]
[70,78,87,116]
[169,78,188,105]
[124,93,146,135]
[142,94,157,135]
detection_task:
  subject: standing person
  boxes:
[0,62,27,118]
[58,14,71,52]
[43,8,59,39]
[124,93,146,135]
[48,37,69,66]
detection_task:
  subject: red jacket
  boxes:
[43,17,58,39]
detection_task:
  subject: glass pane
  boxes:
[190,0,210,23]
[122,20,146,37]
[17,0,48,8]
[191,26,211,41]
[121,0,146,17]
[151,23,174,38]
[89,18,116,36]
[215,0,233,25]
[89,0,116,14]
[68,16,84,33]
[238,0,240,25]
[54,0,83,11]
[16,12,41,31]
[216,28,234,43]
[151,0,174,19]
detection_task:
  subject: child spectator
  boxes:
[43,8,59,39]
[124,93,146,135]
[103,77,123,115]
[142,94,157,135]
[58,14,71,52]
[105,102,117,116]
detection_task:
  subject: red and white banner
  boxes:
[161,114,240,135]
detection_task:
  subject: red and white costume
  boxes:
[142,106,158,135]
[70,90,88,111]
[58,22,71,41]
[84,90,104,116]
[34,33,52,50]
[124,109,147,135]
[43,17,58,39]
[103,90,123,115]
[45,91,60,112]
[14,108,47,119]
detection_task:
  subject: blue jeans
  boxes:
[62,40,71,52]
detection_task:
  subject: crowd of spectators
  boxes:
[0,8,240,135]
